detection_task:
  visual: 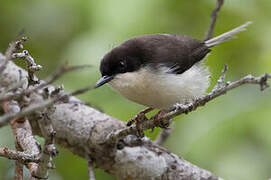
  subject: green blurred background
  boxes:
[0,0,271,179]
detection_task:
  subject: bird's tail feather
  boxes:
[204,21,252,48]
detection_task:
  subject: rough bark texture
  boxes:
[0,55,221,180]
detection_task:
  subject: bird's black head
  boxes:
[94,44,143,88]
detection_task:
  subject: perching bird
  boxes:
[95,22,250,110]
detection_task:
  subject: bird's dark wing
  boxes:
[125,34,211,74]
[164,43,211,74]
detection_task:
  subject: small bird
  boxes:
[95,22,250,110]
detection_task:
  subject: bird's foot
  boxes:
[127,107,154,126]
[153,109,171,129]
[127,107,154,137]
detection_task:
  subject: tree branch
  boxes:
[0,63,90,103]
[0,99,55,128]
[0,147,39,164]
[87,159,96,180]
[35,110,58,179]
[0,37,26,73]
[0,84,92,128]
[204,0,224,41]
[14,160,24,180]
[2,100,42,180]
[1,100,25,180]
[14,140,24,180]
[12,49,42,85]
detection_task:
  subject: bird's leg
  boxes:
[127,107,154,137]
[127,107,154,126]
[153,109,171,128]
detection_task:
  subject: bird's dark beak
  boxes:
[94,75,114,88]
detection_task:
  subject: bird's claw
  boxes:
[126,107,153,126]
[153,110,170,128]
[127,107,154,137]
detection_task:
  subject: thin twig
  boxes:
[14,160,24,180]
[2,101,42,179]
[14,142,24,180]
[44,63,91,84]
[0,147,39,164]
[9,118,42,179]
[1,101,26,180]
[212,64,228,91]
[0,99,54,128]
[0,64,90,103]
[0,85,93,127]
[70,85,93,96]
[87,159,96,180]
[0,37,27,73]
[12,50,42,85]
[204,0,224,41]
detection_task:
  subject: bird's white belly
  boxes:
[109,62,210,109]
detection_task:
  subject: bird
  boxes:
[94,22,251,112]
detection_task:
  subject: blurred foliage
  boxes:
[0,0,270,179]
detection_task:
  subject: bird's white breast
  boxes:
[109,62,210,109]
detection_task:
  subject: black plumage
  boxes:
[100,34,211,76]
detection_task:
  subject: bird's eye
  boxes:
[119,60,126,67]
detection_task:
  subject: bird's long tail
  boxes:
[204,21,252,48]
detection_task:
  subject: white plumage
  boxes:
[109,62,210,109]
